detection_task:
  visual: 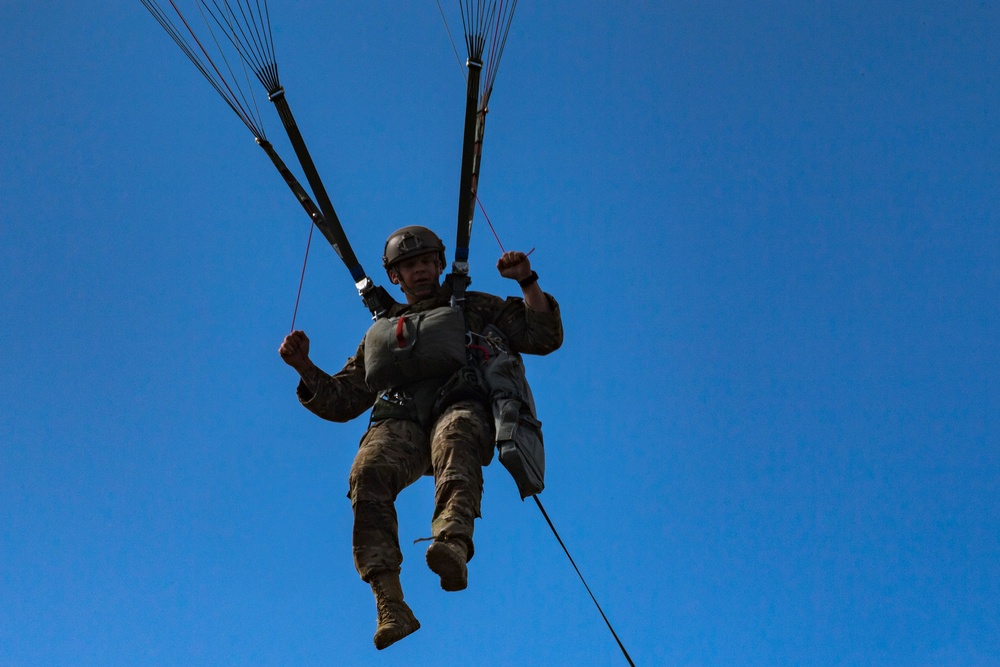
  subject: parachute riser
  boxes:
[255,138,339,254]
[247,53,395,317]
[256,138,393,318]
[453,58,484,273]
[268,92,397,317]
[265,92,365,272]
[266,94,346,250]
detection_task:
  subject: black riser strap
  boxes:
[268,93,364,281]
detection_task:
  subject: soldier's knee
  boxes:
[349,461,397,504]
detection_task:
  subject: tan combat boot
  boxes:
[370,571,420,650]
[425,537,469,592]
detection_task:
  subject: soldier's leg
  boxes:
[348,418,429,582]
[349,418,430,649]
[425,400,494,590]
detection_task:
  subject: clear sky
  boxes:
[2,2,998,666]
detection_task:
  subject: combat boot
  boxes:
[425,537,469,592]
[370,571,420,650]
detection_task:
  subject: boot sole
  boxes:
[425,542,468,592]
[374,616,420,650]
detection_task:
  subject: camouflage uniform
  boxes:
[296,281,563,582]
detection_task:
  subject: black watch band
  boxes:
[518,270,539,289]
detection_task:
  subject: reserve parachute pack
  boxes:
[363,306,467,391]
[364,304,485,431]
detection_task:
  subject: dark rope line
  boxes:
[436,0,467,82]
[239,52,268,135]
[203,0,271,89]
[195,0,265,131]
[475,0,491,53]
[481,0,516,108]
[164,0,267,133]
[533,495,637,667]
[461,0,487,61]
[455,0,517,111]
[260,0,276,69]
[229,0,270,67]
[142,0,265,137]
[479,0,492,40]
[458,1,469,53]
[482,1,502,97]
[481,0,500,62]
[227,0,274,81]
[204,0,261,71]
[202,0,277,92]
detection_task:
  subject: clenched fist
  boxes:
[279,330,312,370]
[496,250,532,281]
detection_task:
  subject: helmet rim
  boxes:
[382,226,447,273]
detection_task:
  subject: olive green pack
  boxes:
[478,325,545,499]
[364,306,467,391]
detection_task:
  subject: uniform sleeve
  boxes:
[491,292,564,356]
[295,340,377,423]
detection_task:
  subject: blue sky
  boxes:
[2,2,998,665]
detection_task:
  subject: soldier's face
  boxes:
[391,252,443,302]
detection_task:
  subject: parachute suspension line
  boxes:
[458,0,518,109]
[480,0,517,110]
[141,0,266,139]
[289,220,315,333]
[435,0,467,81]
[168,0,266,131]
[459,1,487,62]
[194,0,269,128]
[198,0,280,95]
[532,496,637,667]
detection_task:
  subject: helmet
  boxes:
[382,226,446,274]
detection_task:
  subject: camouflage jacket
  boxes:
[296,281,563,423]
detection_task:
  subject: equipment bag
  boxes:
[364,306,467,391]
[477,326,545,499]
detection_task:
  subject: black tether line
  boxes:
[532,495,636,667]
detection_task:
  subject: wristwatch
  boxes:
[518,271,539,289]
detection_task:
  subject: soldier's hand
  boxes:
[497,250,532,281]
[279,330,311,369]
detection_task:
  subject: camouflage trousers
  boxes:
[348,400,494,582]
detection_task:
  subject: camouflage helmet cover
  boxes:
[382,226,447,272]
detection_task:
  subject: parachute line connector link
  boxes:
[466,58,483,70]
[267,86,286,102]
